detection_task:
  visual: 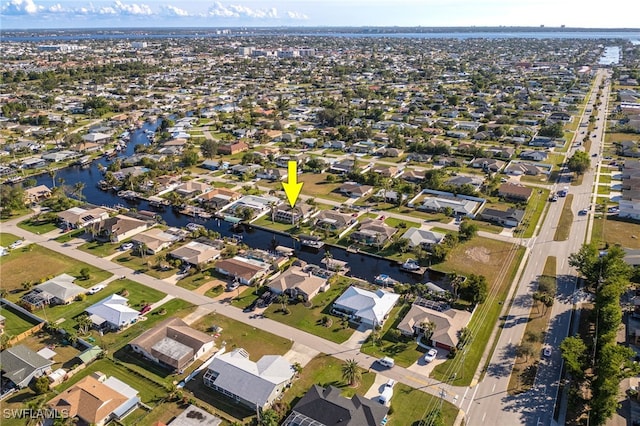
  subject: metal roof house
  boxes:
[332,286,400,327]
[203,348,294,410]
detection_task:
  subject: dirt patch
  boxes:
[465,246,491,264]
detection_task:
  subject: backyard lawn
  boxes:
[0,243,112,291]
[0,303,40,336]
[263,275,358,343]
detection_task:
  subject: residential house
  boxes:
[129,317,215,372]
[198,188,241,209]
[169,240,222,266]
[480,207,525,228]
[42,151,78,162]
[313,210,356,232]
[397,298,472,351]
[271,202,315,224]
[519,150,549,162]
[218,141,249,155]
[267,266,330,302]
[0,314,4,335]
[48,372,139,426]
[329,159,355,174]
[446,175,483,190]
[339,182,374,199]
[400,227,445,250]
[282,385,389,426]
[256,168,288,181]
[0,345,53,388]
[418,195,481,217]
[24,184,52,204]
[382,147,404,158]
[470,158,506,172]
[21,274,86,309]
[370,165,400,178]
[402,169,426,183]
[332,286,400,327]
[350,219,397,247]
[175,181,210,198]
[81,132,110,144]
[498,183,533,201]
[86,294,140,331]
[131,227,183,254]
[22,157,46,169]
[57,206,110,229]
[549,112,572,122]
[214,256,271,285]
[203,348,294,410]
[504,161,546,176]
[373,189,407,204]
[94,215,149,243]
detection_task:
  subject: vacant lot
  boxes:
[190,312,292,359]
[592,216,640,249]
[298,173,346,201]
[0,243,112,291]
[18,217,58,234]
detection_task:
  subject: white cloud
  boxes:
[161,4,191,17]
[111,0,153,16]
[1,0,41,15]
[286,10,308,20]
[206,2,280,19]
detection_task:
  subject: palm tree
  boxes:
[419,320,436,341]
[341,359,361,387]
[77,314,92,335]
[72,182,85,201]
[278,293,289,314]
[49,169,56,188]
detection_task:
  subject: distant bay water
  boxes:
[1,30,639,43]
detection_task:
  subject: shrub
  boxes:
[34,376,50,394]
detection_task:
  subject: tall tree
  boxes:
[200,139,218,159]
[567,150,591,175]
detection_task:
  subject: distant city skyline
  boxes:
[1,0,639,30]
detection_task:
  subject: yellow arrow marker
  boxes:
[282,161,303,207]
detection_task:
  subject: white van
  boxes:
[378,357,395,368]
[378,379,395,404]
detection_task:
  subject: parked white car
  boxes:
[424,348,438,363]
[120,242,134,251]
[87,284,106,295]
[9,240,24,249]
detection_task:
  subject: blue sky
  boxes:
[1,0,638,29]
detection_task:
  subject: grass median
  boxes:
[554,194,574,241]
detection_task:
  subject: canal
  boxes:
[34,121,432,285]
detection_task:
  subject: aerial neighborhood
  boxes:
[0,26,639,426]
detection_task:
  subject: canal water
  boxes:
[34,121,432,285]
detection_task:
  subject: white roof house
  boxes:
[85,294,140,330]
[332,286,400,327]
[203,348,294,410]
[401,228,445,248]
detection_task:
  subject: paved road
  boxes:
[459,69,610,426]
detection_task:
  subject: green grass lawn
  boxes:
[383,217,421,229]
[190,311,292,358]
[17,217,58,234]
[360,303,427,367]
[599,174,612,184]
[597,185,610,195]
[54,228,85,243]
[0,232,20,247]
[0,303,40,336]
[230,286,265,309]
[389,383,459,426]
[0,208,30,222]
[0,243,112,292]
[431,241,526,385]
[282,355,375,407]
[77,240,122,257]
[263,276,357,343]
[176,272,215,291]
[554,194,574,241]
[522,188,550,238]
[112,253,177,279]
[252,215,298,233]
